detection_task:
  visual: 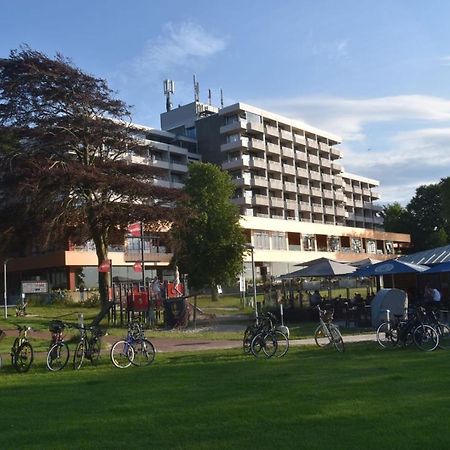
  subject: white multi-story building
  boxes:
[161,100,410,277]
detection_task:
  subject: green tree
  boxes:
[171,162,246,300]
[382,202,410,233]
[406,183,448,251]
[0,47,181,321]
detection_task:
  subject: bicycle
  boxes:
[421,307,450,350]
[73,324,106,370]
[248,313,290,358]
[10,325,34,372]
[46,320,71,371]
[314,305,345,352]
[110,321,156,369]
[376,307,439,352]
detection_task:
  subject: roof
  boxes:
[398,244,450,265]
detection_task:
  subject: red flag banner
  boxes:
[98,260,111,273]
[127,222,142,237]
[133,261,143,272]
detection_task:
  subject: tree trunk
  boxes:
[211,283,219,302]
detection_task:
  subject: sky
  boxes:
[2,0,450,205]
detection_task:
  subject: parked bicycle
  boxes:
[10,325,34,372]
[46,320,71,371]
[376,307,439,351]
[110,321,156,369]
[244,312,289,358]
[421,307,450,350]
[314,305,345,352]
[73,324,106,370]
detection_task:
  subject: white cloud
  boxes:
[133,21,226,75]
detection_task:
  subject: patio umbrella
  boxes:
[424,261,450,274]
[350,258,383,268]
[280,258,356,299]
[354,259,429,277]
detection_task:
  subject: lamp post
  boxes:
[245,244,258,324]
[3,259,9,319]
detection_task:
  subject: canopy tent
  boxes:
[370,288,408,327]
[424,261,450,274]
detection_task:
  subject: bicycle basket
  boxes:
[48,320,65,333]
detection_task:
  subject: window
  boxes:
[254,231,270,249]
[271,232,286,250]
[328,236,341,252]
[226,134,240,143]
[366,240,376,253]
[185,127,196,138]
[303,234,315,251]
[351,238,362,253]
[225,115,239,125]
[246,111,262,124]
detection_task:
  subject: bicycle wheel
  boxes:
[73,341,85,370]
[413,324,439,352]
[437,323,450,350]
[46,342,69,371]
[376,321,398,349]
[329,324,345,352]
[250,332,265,358]
[262,332,278,358]
[10,337,20,365]
[111,340,134,369]
[274,330,289,357]
[131,339,156,366]
[243,325,256,354]
[14,342,34,373]
[314,325,331,347]
[90,338,101,365]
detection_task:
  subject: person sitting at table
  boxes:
[310,290,322,306]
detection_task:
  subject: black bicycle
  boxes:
[46,320,71,371]
[73,324,105,370]
[10,325,34,373]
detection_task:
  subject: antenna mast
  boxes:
[220,89,224,109]
[163,79,175,112]
[193,74,200,102]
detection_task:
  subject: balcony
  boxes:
[284,181,297,192]
[266,142,280,155]
[250,176,268,188]
[147,158,170,170]
[372,191,380,199]
[354,200,363,208]
[265,125,279,137]
[294,134,306,145]
[269,197,284,208]
[308,155,320,165]
[335,207,346,216]
[281,146,294,158]
[282,164,295,175]
[296,168,309,179]
[220,120,246,134]
[353,186,363,194]
[299,201,311,212]
[320,158,332,168]
[319,142,331,153]
[298,185,310,195]
[331,162,342,172]
[222,155,250,170]
[267,160,282,172]
[310,187,322,198]
[307,138,319,149]
[252,195,269,206]
[246,121,264,134]
[280,129,293,141]
[310,171,321,181]
[323,189,334,199]
[324,206,335,215]
[220,137,249,152]
[170,162,189,173]
[330,147,342,158]
[249,156,266,169]
[322,174,333,184]
[311,204,323,213]
[285,199,297,210]
[268,179,283,190]
[295,151,308,162]
[333,176,343,187]
[334,192,345,202]
[232,196,252,206]
[248,138,265,151]
[125,249,172,263]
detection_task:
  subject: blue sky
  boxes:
[2,0,450,204]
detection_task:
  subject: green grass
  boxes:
[1,343,450,449]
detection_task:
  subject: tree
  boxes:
[0,47,182,320]
[170,162,246,300]
[382,202,410,233]
[405,183,448,251]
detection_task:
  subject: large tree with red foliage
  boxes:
[0,47,182,321]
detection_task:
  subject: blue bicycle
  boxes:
[110,322,156,369]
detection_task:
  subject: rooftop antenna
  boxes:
[208,88,212,106]
[163,79,175,112]
[193,74,199,103]
[220,88,224,109]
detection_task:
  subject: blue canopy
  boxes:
[354,259,429,277]
[424,261,450,274]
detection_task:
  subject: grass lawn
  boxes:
[1,343,450,449]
